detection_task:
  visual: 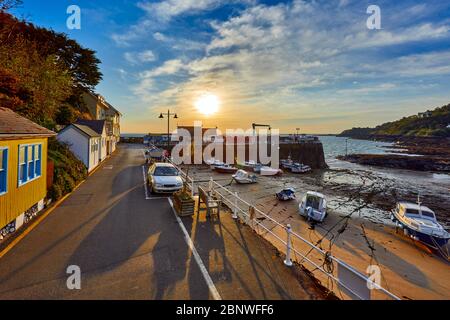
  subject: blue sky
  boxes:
[13,0,450,133]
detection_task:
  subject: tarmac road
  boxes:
[0,144,325,300]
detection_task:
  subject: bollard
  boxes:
[284,224,293,267]
[232,192,238,219]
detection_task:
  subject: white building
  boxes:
[75,120,108,161]
[57,123,102,173]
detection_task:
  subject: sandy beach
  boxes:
[181,164,450,300]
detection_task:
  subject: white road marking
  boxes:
[142,165,151,199]
[168,198,222,301]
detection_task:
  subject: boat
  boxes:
[232,170,257,184]
[260,166,282,176]
[299,191,327,223]
[280,158,294,170]
[291,163,311,173]
[208,159,226,170]
[391,200,450,249]
[276,188,296,201]
[215,164,239,174]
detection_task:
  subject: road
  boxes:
[0,144,325,300]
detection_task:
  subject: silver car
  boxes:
[147,163,183,194]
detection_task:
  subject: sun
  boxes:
[195,93,220,115]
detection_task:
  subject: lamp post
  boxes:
[159,110,178,154]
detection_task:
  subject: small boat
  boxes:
[280,158,294,170]
[260,166,282,176]
[252,163,263,173]
[232,170,257,184]
[391,200,450,249]
[238,160,259,172]
[215,164,238,174]
[299,191,327,223]
[276,188,296,201]
[208,159,226,170]
[291,163,311,173]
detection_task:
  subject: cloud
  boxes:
[138,0,222,21]
[124,50,157,65]
[126,0,450,130]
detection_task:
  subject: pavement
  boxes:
[0,144,325,300]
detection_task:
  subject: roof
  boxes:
[58,123,100,138]
[398,202,433,213]
[75,119,106,135]
[153,162,176,167]
[0,107,56,139]
[306,191,326,199]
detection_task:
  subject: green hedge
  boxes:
[47,138,87,200]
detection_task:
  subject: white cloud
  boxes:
[124,50,157,65]
[140,59,186,78]
[138,0,222,21]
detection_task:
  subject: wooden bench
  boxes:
[198,186,222,218]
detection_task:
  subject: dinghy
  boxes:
[215,164,238,174]
[299,191,327,223]
[260,166,282,176]
[276,188,296,201]
[232,170,257,184]
[291,163,311,173]
[391,200,450,249]
[208,159,226,170]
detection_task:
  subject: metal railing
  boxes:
[163,156,400,300]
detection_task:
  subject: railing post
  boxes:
[284,224,293,267]
[209,177,213,192]
[232,192,238,219]
[191,178,195,197]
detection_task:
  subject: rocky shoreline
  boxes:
[337,136,450,172]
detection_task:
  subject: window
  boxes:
[18,144,42,186]
[0,148,8,194]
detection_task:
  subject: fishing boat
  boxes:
[299,191,327,223]
[391,200,450,249]
[232,170,257,184]
[291,163,311,173]
[260,166,282,176]
[276,188,296,201]
[215,164,238,174]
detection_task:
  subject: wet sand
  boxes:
[183,164,450,300]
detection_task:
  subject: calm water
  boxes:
[319,136,395,160]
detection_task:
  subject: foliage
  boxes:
[0,11,102,127]
[340,104,450,138]
[47,138,87,201]
[0,0,22,11]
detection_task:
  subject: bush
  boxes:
[47,138,87,201]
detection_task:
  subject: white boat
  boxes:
[232,170,257,184]
[299,191,327,223]
[291,163,311,173]
[207,159,226,169]
[391,200,449,249]
[260,166,282,176]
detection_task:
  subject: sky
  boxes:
[12,0,450,134]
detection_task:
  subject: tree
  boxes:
[55,105,76,126]
[0,0,22,11]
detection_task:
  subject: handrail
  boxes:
[161,155,400,300]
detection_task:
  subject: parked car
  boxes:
[147,163,183,194]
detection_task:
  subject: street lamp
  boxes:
[159,109,178,154]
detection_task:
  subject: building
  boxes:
[57,123,101,173]
[75,119,108,160]
[82,91,122,153]
[418,111,432,118]
[0,108,56,237]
